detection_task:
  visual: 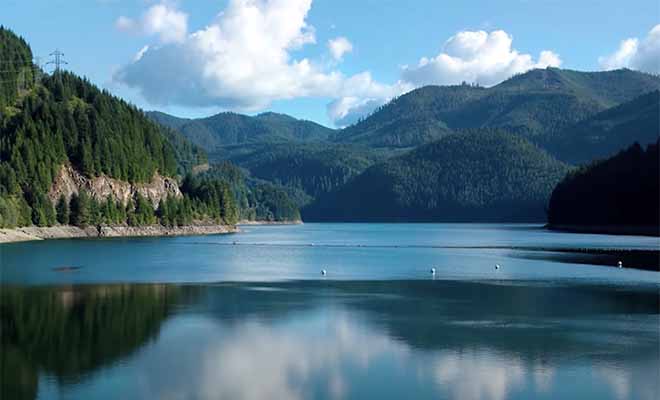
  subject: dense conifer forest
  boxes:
[0,27,300,228]
[548,141,659,228]
[304,131,570,222]
[3,23,658,228]
[151,66,659,224]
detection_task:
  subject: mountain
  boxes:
[228,143,393,205]
[546,90,660,164]
[304,130,570,222]
[0,66,243,228]
[548,141,659,234]
[197,162,301,222]
[148,110,335,152]
[145,67,660,224]
[332,85,487,147]
[332,68,660,149]
[0,28,300,228]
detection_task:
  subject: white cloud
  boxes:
[328,36,353,61]
[134,45,150,62]
[434,349,525,400]
[115,0,398,116]
[599,24,660,73]
[401,30,562,87]
[327,97,381,127]
[327,79,412,127]
[115,15,136,32]
[115,2,561,127]
[116,2,188,44]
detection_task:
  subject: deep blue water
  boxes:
[2,223,659,285]
[1,223,658,399]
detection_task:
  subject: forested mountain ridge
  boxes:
[332,68,660,149]
[153,67,659,158]
[548,141,659,234]
[331,84,487,147]
[304,130,570,222]
[147,109,335,152]
[0,27,300,229]
[546,90,660,164]
[227,142,392,206]
[148,67,659,223]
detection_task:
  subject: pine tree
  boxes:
[56,195,69,224]
[157,199,170,227]
[70,191,90,227]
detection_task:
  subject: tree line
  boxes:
[548,140,659,227]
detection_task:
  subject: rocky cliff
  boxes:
[48,165,182,207]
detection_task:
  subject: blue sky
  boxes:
[3,0,659,126]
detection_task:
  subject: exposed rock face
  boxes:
[48,165,182,207]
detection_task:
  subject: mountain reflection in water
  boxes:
[1,280,658,400]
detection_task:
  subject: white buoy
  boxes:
[321,269,327,276]
[618,261,623,269]
[430,268,436,275]
[495,264,500,270]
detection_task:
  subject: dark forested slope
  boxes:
[0,28,252,228]
[305,130,569,222]
[332,84,486,147]
[229,143,390,203]
[548,141,659,232]
[332,68,660,149]
[547,91,660,164]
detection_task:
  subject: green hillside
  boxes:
[332,68,660,149]
[229,143,390,204]
[548,141,659,230]
[0,26,34,110]
[148,110,335,152]
[332,84,486,147]
[547,90,660,164]
[197,162,301,222]
[305,130,570,222]
[0,28,242,228]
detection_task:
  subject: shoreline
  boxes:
[238,220,303,226]
[546,224,659,237]
[0,224,239,244]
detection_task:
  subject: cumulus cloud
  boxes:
[327,97,382,127]
[115,0,398,116]
[401,30,561,87]
[116,2,188,44]
[599,24,660,73]
[328,36,353,61]
[115,1,561,126]
[327,79,412,127]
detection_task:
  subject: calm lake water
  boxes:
[1,223,659,399]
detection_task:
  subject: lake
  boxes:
[1,223,659,399]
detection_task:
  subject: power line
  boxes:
[46,49,67,72]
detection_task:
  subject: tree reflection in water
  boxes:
[1,284,181,399]
[1,280,658,400]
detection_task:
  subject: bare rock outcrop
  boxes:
[48,165,182,207]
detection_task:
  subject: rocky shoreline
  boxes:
[237,220,303,226]
[0,224,239,244]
